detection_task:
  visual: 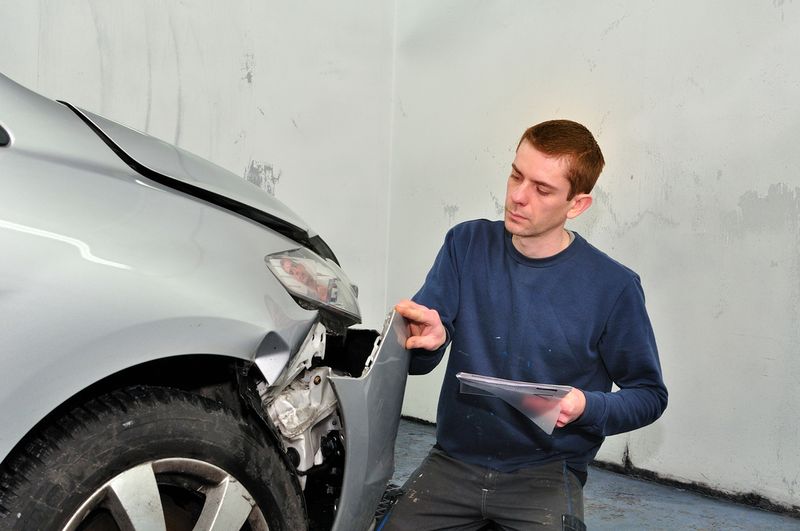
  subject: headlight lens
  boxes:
[265,248,361,323]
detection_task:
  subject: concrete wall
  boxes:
[387,1,799,510]
[2,0,799,513]
[0,0,396,329]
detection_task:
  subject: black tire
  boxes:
[0,385,307,531]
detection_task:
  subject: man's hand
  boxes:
[555,388,586,428]
[524,388,585,428]
[394,300,447,351]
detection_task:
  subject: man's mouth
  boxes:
[505,209,526,222]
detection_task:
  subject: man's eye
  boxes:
[537,187,551,196]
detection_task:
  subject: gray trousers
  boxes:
[378,447,585,531]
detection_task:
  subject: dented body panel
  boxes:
[0,75,320,464]
[330,312,410,530]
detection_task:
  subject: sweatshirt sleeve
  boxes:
[572,277,668,436]
[407,228,461,375]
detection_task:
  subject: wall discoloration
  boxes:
[167,10,183,146]
[720,183,800,347]
[601,14,628,38]
[245,160,281,196]
[143,9,155,133]
[442,203,459,225]
[596,111,611,138]
[490,192,504,216]
[87,1,109,114]
[773,0,793,21]
[724,183,800,236]
[241,52,255,84]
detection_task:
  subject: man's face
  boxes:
[504,140,584,240]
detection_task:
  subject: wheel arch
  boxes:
[0,353,308,515]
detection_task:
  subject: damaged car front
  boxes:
[0,73,409,531]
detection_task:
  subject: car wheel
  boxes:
[0,386,307,531]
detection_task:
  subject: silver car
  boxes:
[0,73,409,531]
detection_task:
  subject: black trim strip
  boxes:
[58,100,338,264]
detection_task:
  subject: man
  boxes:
[384,120,668,530]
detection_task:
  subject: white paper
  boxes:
[456,372,572,435]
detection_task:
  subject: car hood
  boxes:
[76,108,311,234]
[59,102,338,263]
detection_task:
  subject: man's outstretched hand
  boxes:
[395,300,447,351]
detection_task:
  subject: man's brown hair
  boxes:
[518,120,605,200]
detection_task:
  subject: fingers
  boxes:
[395,299,447,351]
[394,299,431,323]
[404,323,447,351]
[396,300,442,329]
[405,335,440,350]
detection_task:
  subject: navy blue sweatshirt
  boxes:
[411,220,668,473]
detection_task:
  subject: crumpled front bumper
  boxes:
[329,311,410,531]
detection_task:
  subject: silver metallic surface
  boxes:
[259,322,327,391]
[0,73,317,463]
[62,458,268,531]
[80,108,310,233]
[329,311,410,531]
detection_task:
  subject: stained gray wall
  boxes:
[387,1,800,511]
[2,0,798,513]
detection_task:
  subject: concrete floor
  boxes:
[392,419,800,530]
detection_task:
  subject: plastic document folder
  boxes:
[456,372,572,435]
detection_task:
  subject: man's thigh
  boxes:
[379,447,491,531]
[486,461,585,531]
[379,449,585,531]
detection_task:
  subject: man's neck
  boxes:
[511,228,572,259]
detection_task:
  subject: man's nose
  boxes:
[510,182,529,204]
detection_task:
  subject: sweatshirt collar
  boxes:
[504,229,584,267]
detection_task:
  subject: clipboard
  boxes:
[456,372,572,435]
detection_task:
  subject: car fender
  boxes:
[1,147,317,463]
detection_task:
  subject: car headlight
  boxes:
[265,248,361,324]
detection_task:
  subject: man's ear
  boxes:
[567,194,592,219]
